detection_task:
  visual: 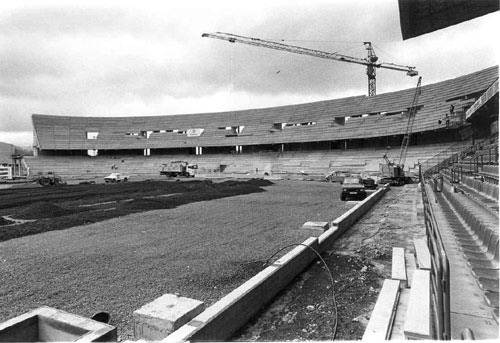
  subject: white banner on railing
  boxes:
[186,128,204,137]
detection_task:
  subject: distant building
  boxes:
[0,142,15,164]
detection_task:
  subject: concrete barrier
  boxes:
[319,185,389,252]
[163,237,318,342]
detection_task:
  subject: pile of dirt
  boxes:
[0,217,14,226]
[0,179,274,242]
[12,202,74,219]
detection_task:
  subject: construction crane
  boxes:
[381,76,423,185]
[201,32,418,96]
[398,76,423,168]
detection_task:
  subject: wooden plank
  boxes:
[392,247,408,287]
[413,238,431,270]
[362,279,401,340]
[404,269,431,339]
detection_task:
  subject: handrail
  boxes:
[419,164,451,339]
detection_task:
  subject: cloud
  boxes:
[0,0,498,141]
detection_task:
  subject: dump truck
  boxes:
[160,161,197,177]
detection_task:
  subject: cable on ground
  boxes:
[262,243,338,340]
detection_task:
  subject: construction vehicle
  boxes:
[325,170,349,183]
[160,161,197,178]
[202,32,418,96]
[379,77,423,185]
[35,172,64,186]
[361,177,377,190]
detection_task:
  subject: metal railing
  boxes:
[419,165,451,340]
[419,143,472,176]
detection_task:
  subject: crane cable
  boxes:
[263,243,338,340]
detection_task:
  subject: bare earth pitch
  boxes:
[0,180,352,340]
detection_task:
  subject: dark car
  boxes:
[341,177,367,201]
[361,178,377,190]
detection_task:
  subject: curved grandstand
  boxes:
[28,66,498,180]
[33,66,497,151]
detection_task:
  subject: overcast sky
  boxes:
[0,0,498,146]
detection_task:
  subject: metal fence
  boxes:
[419,165,451,340]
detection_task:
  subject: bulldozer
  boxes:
[35,171,64,186]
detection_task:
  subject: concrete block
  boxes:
[0,306,116,342]
[302,221,329,230]
[134,294,204,341]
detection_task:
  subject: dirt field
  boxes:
[0,179,352,340]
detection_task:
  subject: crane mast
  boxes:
[202,32,418,96]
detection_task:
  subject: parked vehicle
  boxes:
[160,161,197,177]
[104,173,129,183]
[361,178,377,190]
[341,177,367,201]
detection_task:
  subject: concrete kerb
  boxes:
[318,185,389,252]
[163,185,389,342]
[162,236,319,342]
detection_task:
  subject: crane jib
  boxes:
[202,32,418,96]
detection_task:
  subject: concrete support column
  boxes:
[144,148,151,156]
[281,143,285,152]
[235,145,242,153]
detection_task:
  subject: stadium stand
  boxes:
[32,67,496,152]
[28,67,498,180]
[423,136,499,336]
[25,143,459,181]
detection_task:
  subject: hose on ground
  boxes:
[263,243,338,340]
